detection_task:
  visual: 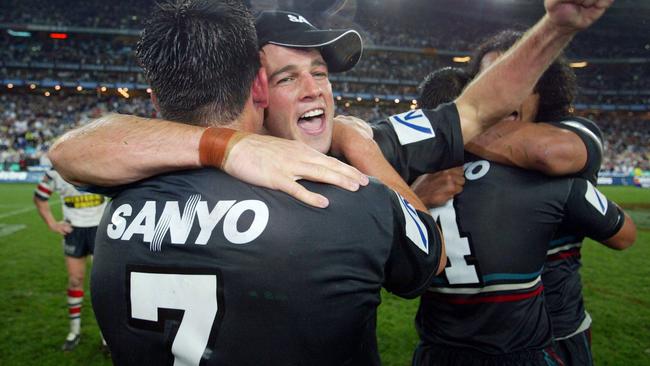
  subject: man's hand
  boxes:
[49,221,73,235]
[545,0,614,32]
[224,134,369,208]
[412,167,465,209]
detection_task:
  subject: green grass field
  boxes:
[0,183,648,365]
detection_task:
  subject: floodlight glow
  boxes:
[7,83,13,89]
[117,88,130,98]
[54,85,61,90]
[30,84,36,89]
[570,61,588,68]
[76,86,83,91]
[394,99,400,104]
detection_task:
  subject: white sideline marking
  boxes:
[0,201,61,220]
[0,224,26,237]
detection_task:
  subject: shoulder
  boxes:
[552,116,604,144]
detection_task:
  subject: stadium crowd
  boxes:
[3,0,649,58]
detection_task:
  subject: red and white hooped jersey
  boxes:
[34,169,107,227]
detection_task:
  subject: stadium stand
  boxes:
[0,0,648,176]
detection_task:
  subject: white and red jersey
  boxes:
[34,169,107,227]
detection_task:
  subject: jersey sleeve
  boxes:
[371,102,465,184]
[563,179,625,242]
[547,117,604,184]
[34,170,56,201]
[383,189,444,299]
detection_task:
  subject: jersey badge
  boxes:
[388,109,435,145]
[395,192,429,254]
[584,181,608,215]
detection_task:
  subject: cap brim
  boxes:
[267,29,362,73]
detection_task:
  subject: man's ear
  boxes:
[252,67,269,109]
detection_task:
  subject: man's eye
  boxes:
[278,77,294,84]
[313,72,328,78]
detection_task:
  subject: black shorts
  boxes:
[554,328,592,366]
[412,342,565,366]
[63,226,98,258]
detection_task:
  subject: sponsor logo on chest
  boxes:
[106,194,269,251]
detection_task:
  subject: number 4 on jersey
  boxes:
[430,200,480,285]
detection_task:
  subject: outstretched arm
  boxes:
[49,114,369,208]
[50,114,203,187]
[455,0,613,141]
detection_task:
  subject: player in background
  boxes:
[91,1,444,364]
[33,167,107,351]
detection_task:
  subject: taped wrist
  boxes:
[199,127,250,169]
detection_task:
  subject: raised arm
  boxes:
[49,114,368,208]
[455,0,613,142]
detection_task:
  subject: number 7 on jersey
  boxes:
[128,268,223,366]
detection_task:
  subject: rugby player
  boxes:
[33,167,107,351]
[90,1,445,364]
[465,30,636,365]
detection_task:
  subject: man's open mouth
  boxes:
[298,108,326,135]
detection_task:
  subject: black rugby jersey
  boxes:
[542,117,606,339]
[416,154,623,355]
[372,109,621,356]
[91,168,443,366]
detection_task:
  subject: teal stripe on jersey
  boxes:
[482,269,542,282]
[429,269,543,285]
[549,235,581,248]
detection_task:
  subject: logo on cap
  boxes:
[287,14,312,26]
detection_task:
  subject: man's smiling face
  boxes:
[261,44,335,154]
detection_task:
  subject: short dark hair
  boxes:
[467,30,577,122]
[418,67,470,109]
[136,0,260,125]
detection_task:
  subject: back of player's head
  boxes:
[467,29,577,121]
[418,67,470,109]
[136,0,260,126]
